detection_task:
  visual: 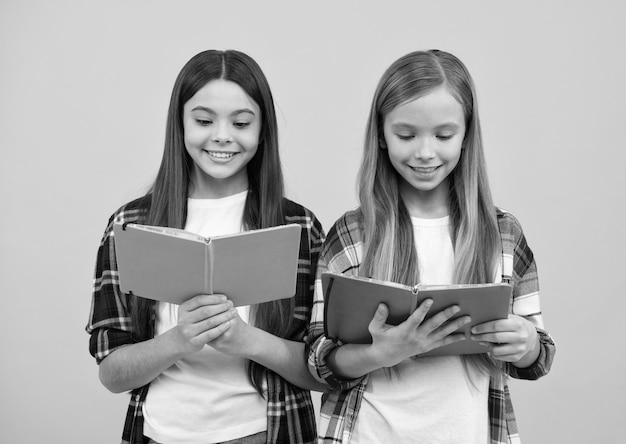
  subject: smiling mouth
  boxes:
[205,151,237,159]
[410,166,440,174]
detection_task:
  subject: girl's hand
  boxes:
[173,294,236,355]
[470,315,539,367]
[367,299,471,368]
[98,294,234,393]
[208,305,255,357]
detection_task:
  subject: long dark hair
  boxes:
[132,49,291,395]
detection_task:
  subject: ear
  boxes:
[376,119,387,149]
[379,136,387,149]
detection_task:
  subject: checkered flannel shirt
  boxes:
[87,195,325,444]
[305,207,556,444]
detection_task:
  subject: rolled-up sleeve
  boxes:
[305,213,367,390]
[86,214,136,364]
[504,215,556,380]
[306,262,366,390]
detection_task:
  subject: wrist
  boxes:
[161,328,195,361]
[514,330,540,368]
[363,342,397,369]
[236,324,265,359]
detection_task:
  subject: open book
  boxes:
[113,222,302,306]
[322,272,511,356]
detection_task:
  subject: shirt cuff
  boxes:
[309,336,366,390]
[506,328,556,380]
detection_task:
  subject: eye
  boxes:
[233,122,251,129]
[396,133,414,141]
[436,134,454,141]
[195,119,213,126]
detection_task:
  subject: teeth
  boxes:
[207,151,235,159]
[411,166,438,173]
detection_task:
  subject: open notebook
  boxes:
[113,222,302,306]
[323,272,511,356]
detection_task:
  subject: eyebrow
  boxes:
[391,122,460,131]
[191,106,256,116]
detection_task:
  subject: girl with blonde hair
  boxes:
[306,49,555,443]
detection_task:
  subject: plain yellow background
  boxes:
[1,1,624,442]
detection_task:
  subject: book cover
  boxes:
[322,272,512,356]
[113,222,302,306]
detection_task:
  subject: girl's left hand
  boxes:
[470,315,539,367]
[208,304,255,357]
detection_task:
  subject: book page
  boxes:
[131,224,206,242]
[114,222,208,303]
[209,224,301,306]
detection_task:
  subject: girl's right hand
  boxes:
[367,299,471,367]
[173,294,237,355]
[98,294,235,393]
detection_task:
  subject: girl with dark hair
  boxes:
[87,49,325,444]
[306,50,555,443]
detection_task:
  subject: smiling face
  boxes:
[382,86,466,217]
[183,79,261,198]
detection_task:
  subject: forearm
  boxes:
[243,328,327,392]
[327,343,383,380]
[98,329,184,393]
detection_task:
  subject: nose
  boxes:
[414,137,435,160]
[212,123,233,145]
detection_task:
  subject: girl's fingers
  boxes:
[176,308,236,349]
[368,303,390,333]
[196,319,232,344]
[181,294,228,311]
[471,331,516,345]
[487,343,527,362]
[435,332,467,348]
[177,305,237,346]
[472,317,522,335]
[196,301,233,319]
[423,305,461,332]
[431,315,471,340]
[404,299,434,328]
[192,307,237,335]
[182,300,233,323]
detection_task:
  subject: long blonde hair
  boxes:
[358,50,501,375]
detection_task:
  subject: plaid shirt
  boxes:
[87,195,325,444]
[305,208,556,444]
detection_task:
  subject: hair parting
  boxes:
[131,49,291,395]
[359,50,503,378]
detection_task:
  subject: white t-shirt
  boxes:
[143,190,267,444]
[351,216,490,444]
